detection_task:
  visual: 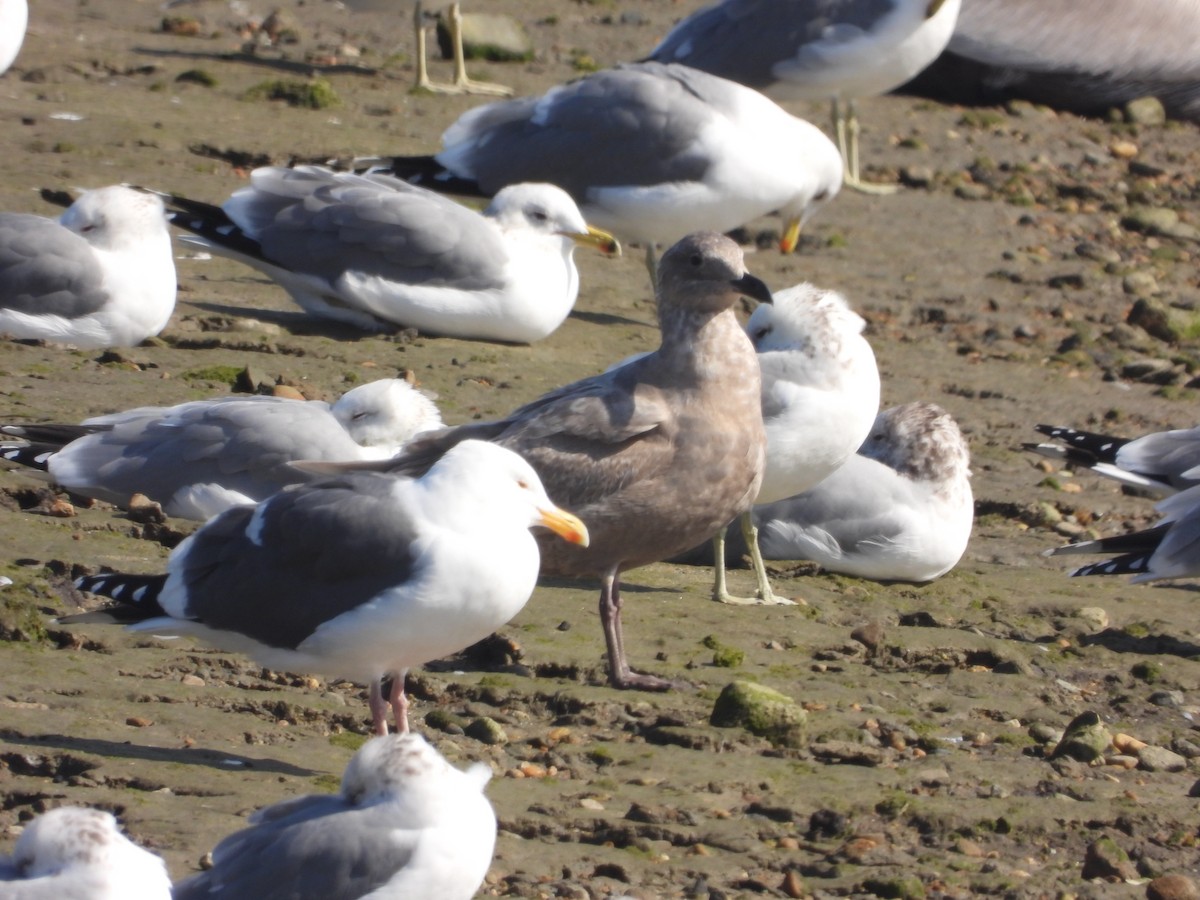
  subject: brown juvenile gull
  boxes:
[66,440,589,734]
[0,806,172,900]
[173,733,496,900]
[0,378,443,520]
[334,232,772,690]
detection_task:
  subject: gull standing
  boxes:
[173,733,496,900]
[361,232,772,690]
[0,378,442,520]
[66,440,589,734]
[748,401,973,582]
[0,806,171,900]
[647,0,961,192]
[0,186,176,348]
[712,283,879,604]
[163,166,617,342]
[364,62,843,273]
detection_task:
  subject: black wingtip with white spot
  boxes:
[1033,424,1130,464]
[73,572,168,616]
[1070,552,1152,578]
[0,442,57,471]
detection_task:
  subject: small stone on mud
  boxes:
[1137,745,1187,772]
[1148,874,1200,900]
[1081,836,1137,881]
[1051,711,1111,763]
[126,716,153,727]
[180,674,205,687]
[709,681,807,748]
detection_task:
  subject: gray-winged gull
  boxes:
[908,0,1200,123]
[0,378,443,520]
[363,62,843,272]
[173,733,496,900]
[0,0,26,76]
[335,232,772,691]
[163,166,617,342]
[746,401,973,582]
[712,281,880,604]
[0,806,171,900]
[1026,423,1200,498]
[1048,482,1200,583]
[0,186,176,348]
[646,0,961,192]
[66,439,589,734]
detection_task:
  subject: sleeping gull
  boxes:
[0,806,171,900]
[0,0,27,76]
[0,378,443,520]
[361,62,843,272]
[162,165,617,342]
[173,733,496,900]
[0,186,176,348]
[741,402,973,582]
[65,439,589,734]
[646,0,961,192]
[1047,483,1200,583]
[341,232,772,690]
[1025,422,1200,498]
[713,282,880,603]
[908,0,1200,123]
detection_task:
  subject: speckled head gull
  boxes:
[708,281,880,604]
[371,62,843,258]
[0,806,171,900]
[0,186,176,348]
[647,0,961,190]
[67,439,589,734]
[166,165,617,343]
[173,733,497,900]
[0,378,443,521]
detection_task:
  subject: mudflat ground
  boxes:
[0,1,1199,897]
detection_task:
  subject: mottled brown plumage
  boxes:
[379,231,772,689]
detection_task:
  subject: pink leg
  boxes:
[388,669,410,734]
[368,678,390,736]
[598,570,678,692]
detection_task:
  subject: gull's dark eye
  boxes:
[689,253,702,266]
[752,325,772,341]
[529,209,548,222]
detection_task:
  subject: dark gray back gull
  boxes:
[161,166,617,343]
[365,62,842,266]
[173,733,496,900]
[646,0,961,191]
[0,806,171,900]
[0,378,443,520]
[67,440,589,734]
[907,0,1200,122]
[365,232,772,690]
[0,186,175,348]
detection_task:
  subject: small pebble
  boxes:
[1147,874,1200,900]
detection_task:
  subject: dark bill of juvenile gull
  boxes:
[66,440,589,734]
[709,281,880,604]
[360,62,843,268]
[323,232,772,691]
[1025,423,1200,498]
[1047,483,1200,583]
[717,402,974,583]
[0,378,442,521]
[161,165,618,343]
[173,733,496,900]
[0,186,176,348]
[645,0,961,191]
[907,0,1200,123]
[0,806,172,900]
